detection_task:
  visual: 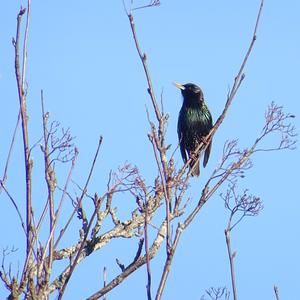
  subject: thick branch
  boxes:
[87,221,167,300]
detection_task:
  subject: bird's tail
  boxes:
[190,158,200,177]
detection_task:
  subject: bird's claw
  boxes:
[201,136,209,145]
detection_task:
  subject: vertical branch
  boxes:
[41,90,55,276]
[222,184,263,300]
[274,286,280,300]
[13,1,32,261]
[155,224,183,300]
[103,267,107,300]
[127,8,172,255]
[21,0,31,90]
[148,133,171,250]
[225,220,237,300]
[39,148,78,279]
[144,195,152,300]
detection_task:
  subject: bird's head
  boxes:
[173,82,204,102]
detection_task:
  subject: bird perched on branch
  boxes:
[174,82,213,176]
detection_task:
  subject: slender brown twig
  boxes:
[0,181,26,235]
[274,285,280,300]
[155,223,183,300]
[144,194,152,300]
[57,137,103,299]
[127,13,161,122]
[0,111,21,193]
[14,4,32,258]
[128,6,172,259]
[225,220,237,300]
[41,89,55,280]
[148,132,171,249]
[54,136,103,248]
[40,144,78,280]
[103,267,107,300]
[22,0,32,258]
[131,0,161,11]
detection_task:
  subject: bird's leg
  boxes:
[189,150,198,161]
[200,136,209,145]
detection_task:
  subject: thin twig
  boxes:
[41,89,55,281]
[22,0,32,258]
[274,285,280,300]
[54,136,103,248]
[148,133,171,250]
[0,181,26,235]
[144,195,152,300]
[128,7,172,259]
[103,267,107,300]
[128,13,161,122]
[225,222,237,300]
[57,137,103,299]
[40,146,78,275]
[132,0,161,11]
[0,111,21,193]
[155,223,183,300]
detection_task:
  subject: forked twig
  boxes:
[54,136,103,248]
[274,285,280,300]
[57,137,103,299]
[127,2,172,260]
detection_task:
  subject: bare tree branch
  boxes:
[0,111,20,193]
[0,182,26,235]
[274,285,280,300]
[13,3,33,262]
[54,136,103,249]
[86,221,167,300]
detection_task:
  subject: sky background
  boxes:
[0,0,299,299]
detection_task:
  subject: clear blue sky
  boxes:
[1,1,299,299]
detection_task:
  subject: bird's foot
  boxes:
[189,151,198,161]
[201,136,209,145]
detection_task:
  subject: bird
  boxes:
[174,82,213,176]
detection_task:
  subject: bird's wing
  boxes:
[203,110,213,167]
[178,132,188,163]
[177,111,188,163]
[203,140,212,167]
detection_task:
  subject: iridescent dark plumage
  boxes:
[175,82,213,176]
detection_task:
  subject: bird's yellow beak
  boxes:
[173,82,185,90]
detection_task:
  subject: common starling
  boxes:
[175,82,213,176]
